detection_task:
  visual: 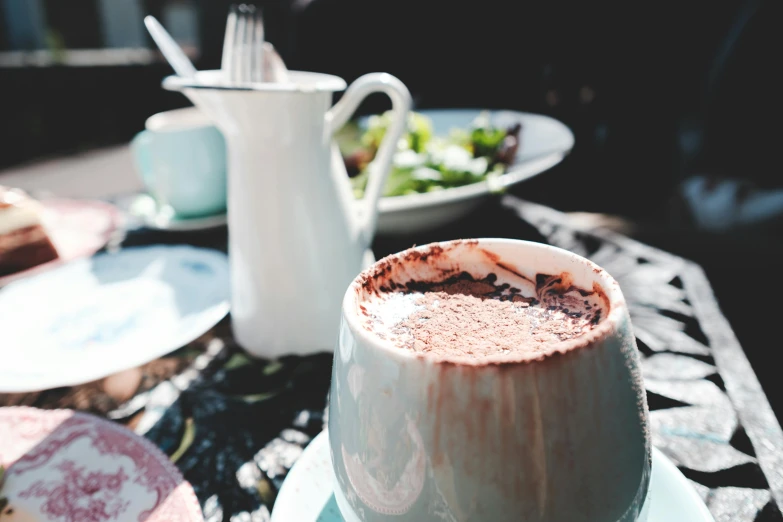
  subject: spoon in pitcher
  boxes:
[144,15,198,78]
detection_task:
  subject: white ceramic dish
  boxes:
[365,109,574,234]
[270,430,715,522]
[0,245,230,392]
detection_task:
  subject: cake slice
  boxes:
[0,186,59,277]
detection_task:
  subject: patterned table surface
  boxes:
[2,196,781,522]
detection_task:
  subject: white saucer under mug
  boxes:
[270,430,714,522]
[125,193,227,232]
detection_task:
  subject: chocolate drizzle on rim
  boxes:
[353,240,616,365]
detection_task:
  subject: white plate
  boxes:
[124,193,227,232]
[363,109,574,235]
[0,245,230,392]
[271,430,714,522]
[0,406,203,521]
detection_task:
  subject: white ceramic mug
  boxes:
[329,239,651,521]
[131,107,227,218]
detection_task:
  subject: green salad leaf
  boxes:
[334,120,363,157]
[471,125,507,159]
[343,110,519,198]
[361,111,434,153]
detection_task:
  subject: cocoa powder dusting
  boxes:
[363,272,607,359]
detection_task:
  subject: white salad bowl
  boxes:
[357,109,574,235]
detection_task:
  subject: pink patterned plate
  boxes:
[0,407,203,522]
[0,199,122,288]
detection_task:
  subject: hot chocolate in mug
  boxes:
[329,239,652,521]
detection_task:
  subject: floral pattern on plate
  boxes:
[0,407,202,522]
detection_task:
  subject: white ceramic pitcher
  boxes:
[164,71,411,357]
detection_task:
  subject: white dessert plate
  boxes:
[270,430,715,522]
[0,406,203,521]
[0,198,122,287]
[357,109,574,235]
[0,245,230,392]
[123,193,227,232]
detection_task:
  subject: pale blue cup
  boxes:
[131,107,227,218]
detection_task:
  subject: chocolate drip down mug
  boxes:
[329,239,652,521]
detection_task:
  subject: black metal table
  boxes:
[3,195,781,522]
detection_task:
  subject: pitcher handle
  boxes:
[325,73,411,246]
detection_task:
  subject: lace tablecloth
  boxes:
[2,196,781,522]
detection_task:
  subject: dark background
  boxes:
[3,0,765,218]
[1,0,781,415]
